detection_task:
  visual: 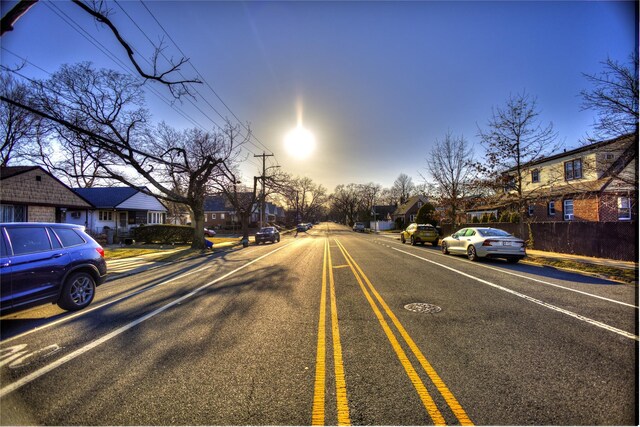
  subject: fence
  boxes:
[439,221,638,261]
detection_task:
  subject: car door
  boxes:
[0,229,12,311]
[447,228,467,253]
[5,226,70,310]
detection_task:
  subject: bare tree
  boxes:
[1,0,200,98]
[391,173,415,205]
[30,63,235,249]
[0,71,41,166]
[581,51,639,140]
[423,130,474,226]
[330,184,360,225]
[477,91,560,217]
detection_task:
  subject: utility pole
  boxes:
[254,152,274,228]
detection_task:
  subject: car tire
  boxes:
[467,245,478,262]
[432,240,438,247]
[411,236,416,246]
[506,257,520,264]
[58,271,96,311]
[442,242,449,255]
[401,235,406,244]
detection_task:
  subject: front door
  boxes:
[119,211,128,234]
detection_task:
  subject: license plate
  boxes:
[502,241,512,246]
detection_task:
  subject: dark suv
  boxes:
[0,223,107,314]
[255,227,280,244]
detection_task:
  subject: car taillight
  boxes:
[482,239,497,247]
[96,247,105,257]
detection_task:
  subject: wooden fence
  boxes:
[439,222,638,261]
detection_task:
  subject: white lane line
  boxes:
[0,242,294,398]
[382,239,635,309]
[392,247,639,341]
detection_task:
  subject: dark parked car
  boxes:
[255,226,280,244]
[0,223,108,314]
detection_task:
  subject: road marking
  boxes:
[312,241,328,425]
[0,242,295,399]
[393,247,639,341]
[379,238,636,308]
[313,239,351,425]
[328,239,351,426]
[333,265,350,269]
[335,239,473,425]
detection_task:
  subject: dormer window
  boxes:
[531,169,540,183]
[564,159,582,181]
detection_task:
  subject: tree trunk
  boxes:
[241,213,250,241]
[190,202,206,250]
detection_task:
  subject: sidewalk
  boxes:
[525,249,638,271]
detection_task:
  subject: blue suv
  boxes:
[0,223,107,314]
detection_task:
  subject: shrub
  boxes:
[480,213,490,223]
[416,202,437,226]
[472,216,480,223]
[489,213,497,222]
[509,212,521,223]
[133,224,194,244]
[498,212,511,222]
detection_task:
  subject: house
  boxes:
[492,133,637,222]
[392,195,429,227]
[203,194,235,228]
[0,166,93,223]
[370,205,396,231]
[68,187,167,237]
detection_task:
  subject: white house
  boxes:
[67,187,167,238]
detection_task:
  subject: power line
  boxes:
[138,0,280,167]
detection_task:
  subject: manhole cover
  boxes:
[404,303,442,314]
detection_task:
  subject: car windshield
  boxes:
[478,228,512,237]
[260,227,274,232]
[417,225,434,230]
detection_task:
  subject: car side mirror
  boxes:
[452,234,458,239]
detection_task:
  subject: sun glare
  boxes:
[284,125,316,160]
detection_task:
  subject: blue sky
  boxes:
[1,1,636,191]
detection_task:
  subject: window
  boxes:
[1,204,27,222]
[618,197,631,220]
[531,169,540,183]
[563,199,574,220]
[52,228,85,247]
[212,213,217,220]
[409,214,416,222]
[147,212,163,224]
[564,159,583,180]
[220,213,225,220]
[527,205,535,216]
[6,227,52,255]
[548,201,556,216]
[99,211,113,221]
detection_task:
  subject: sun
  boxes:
[284,125,316,159]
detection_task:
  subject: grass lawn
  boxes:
[104,237,242,261]
[524,256,638,285]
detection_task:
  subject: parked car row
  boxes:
[399,223,526,263]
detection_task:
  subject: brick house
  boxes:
[0,166,93,223]
[203,194,235,229]
[470,133,637,222]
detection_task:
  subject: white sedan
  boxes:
[441,227,526,263]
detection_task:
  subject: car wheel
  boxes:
[467,245,478,261]
[432,240,438,247]
[506,257,520,264]
[401,235,406,244]
[58,271,96,311]
[411,236,416,246]
[442,242,449,255]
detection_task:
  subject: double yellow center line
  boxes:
[313,237,473,425]
[312,239,351,425]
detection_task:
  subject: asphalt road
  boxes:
[0,223,637,425]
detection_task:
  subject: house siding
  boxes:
[28,205,56,222]
[118,192,167,211]
[1,168,92,209]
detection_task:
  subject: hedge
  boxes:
[133,224,194,244]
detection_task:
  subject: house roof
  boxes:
[204,194,234,212]
[372,205,397,216]
[0,166,40,180]
[393,195,429,215]
[73,187,139,209]
[504,133,636,173]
